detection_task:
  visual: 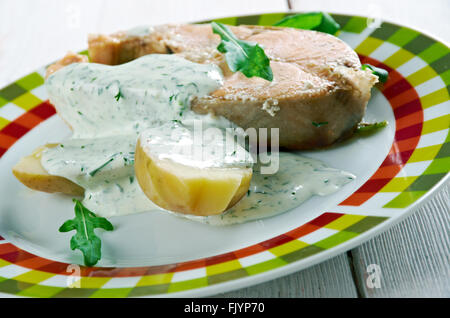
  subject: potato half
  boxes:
[135,139,252,216]
[12,144,84,196]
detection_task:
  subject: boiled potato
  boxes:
[12,144,84,196]
[135,139,252,216]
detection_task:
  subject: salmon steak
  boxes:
[85,24,378,149]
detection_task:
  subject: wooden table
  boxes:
[0,0,448,297]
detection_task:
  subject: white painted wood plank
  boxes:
[289,0,450,42]
[217,254,358,297]
[350,184,450,297]
[0,0,288,88]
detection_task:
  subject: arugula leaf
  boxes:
[211,22,273,81]
[273,12,340,35]
[361,64,389,83]
[312,121,329,127]
[356,121,388,134]
[59,199,114,267]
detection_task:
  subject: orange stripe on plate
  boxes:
[174,258,206,272]
[0,133,17,149]
[14,112,44,129]
[233,244,267,259]
[0,243,20,256]
[390,136,421,154]
[381,71,404,91]
[340,192,376,206]
[371,164,403,179]
[396,111,424,130]
[285,223,320,240]
[389,88,420,109]
[15,256,55,269]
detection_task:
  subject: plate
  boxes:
[0,13,448,297]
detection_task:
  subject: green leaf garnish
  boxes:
[356,121,388,134]
[211,22,273,81]
[273,12,340,35]
[361,64,389,83]
[312,121,329,127]
[59,199,114,267]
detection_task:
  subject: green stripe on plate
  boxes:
[90,287,133,298]
[403,34,436,55]
[18,284,64,298]
[0,279,34,295]
[435,140,450,158]
[406,65,438,87]
[384,191,426,208]
[330,14,352,29]
[127,283,170,297]
[422,115,450,135]
[15,72,45,91]
[258,13,287,26]
[408,144,442,162]
[355,37,384,56]
[236,15,261,26]
[429,53,450,75]
[341,16,368,33]
[423,157,450,174]
[314,231,359,249]
[0,96,7,108]
[369,22,400,41]
[344,216,388,233]
[207,268,248,285]
[211,17,238,25]
[387,27,419,47]
[420,87,449,108]
[383,48,415,69]
[0,83,27,101]
[418,42,450,64]
[279,245,324,263]
[168,277,208,293]
[245,258,287,275]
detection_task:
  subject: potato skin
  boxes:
[135,139,252,216]
[12,145,84,196]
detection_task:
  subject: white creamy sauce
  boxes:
[43,53,355,223]
[138,121,253,169]
[171,152,355,225]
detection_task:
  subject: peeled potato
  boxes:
[12,144,84,196]
[135,139,252,216]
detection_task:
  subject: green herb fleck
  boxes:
[116,184,124,193]
[59,199,114,267]
[114,89,124,101]
[361,64,389,83]
[312,121,328,127]
[211,22,273,81]
[89,158,114,177]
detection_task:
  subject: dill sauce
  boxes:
[42,54,354,224]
